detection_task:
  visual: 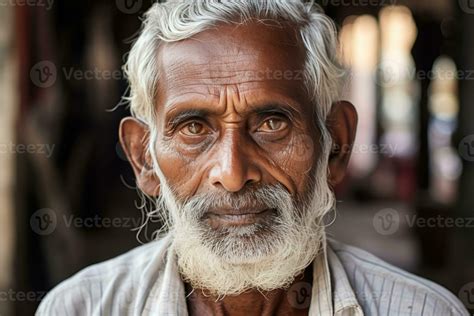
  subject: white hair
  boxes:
[123,0,344,133]
[124,0,343,296]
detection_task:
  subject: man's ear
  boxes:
[326,101,358,186]
[119,117,161,197]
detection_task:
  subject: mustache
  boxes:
[179,183,293,220]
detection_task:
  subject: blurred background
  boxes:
[0,0,473,315]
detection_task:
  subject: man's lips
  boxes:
[207,207,271,216]
[204,208,275,226]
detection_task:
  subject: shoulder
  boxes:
[327,238,469,316]
[36,235,172,316]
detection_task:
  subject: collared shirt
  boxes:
[36,233,468,315]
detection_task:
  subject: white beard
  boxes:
[136,89,339,297]
[151,155,335,297]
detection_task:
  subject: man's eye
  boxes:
[180,122,207,136]
[258,118,288,132]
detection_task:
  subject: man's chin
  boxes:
[200,224,281,263]
[172,221,322,297]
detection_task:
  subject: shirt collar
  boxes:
[146,233,363,316]
[308,234,363,316]
[325,236,364,316]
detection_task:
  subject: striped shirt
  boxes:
[36,233,468,315]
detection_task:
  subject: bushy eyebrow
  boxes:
[252,104,297,121]
[167,109,211,127]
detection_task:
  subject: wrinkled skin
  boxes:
[120,20,357,316]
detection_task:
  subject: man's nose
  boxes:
[208,132,262,192]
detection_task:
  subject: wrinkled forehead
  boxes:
[156,21,309,106]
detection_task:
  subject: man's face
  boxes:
[154,21,320,230]
[120,20,357,295]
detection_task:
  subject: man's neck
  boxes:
[185,265,313,316]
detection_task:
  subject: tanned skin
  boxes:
[120,20,357,316]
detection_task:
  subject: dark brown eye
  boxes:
[258,118,288,132]
[181,122,206,136]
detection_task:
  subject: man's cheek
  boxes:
[262,139,319,195]
[157,151,188,185]
[157,151,205,199]
[267,138,315,175]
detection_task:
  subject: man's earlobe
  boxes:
[119,117,161,196]
[326,101,358,186]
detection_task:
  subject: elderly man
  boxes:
[37,1,468,315]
